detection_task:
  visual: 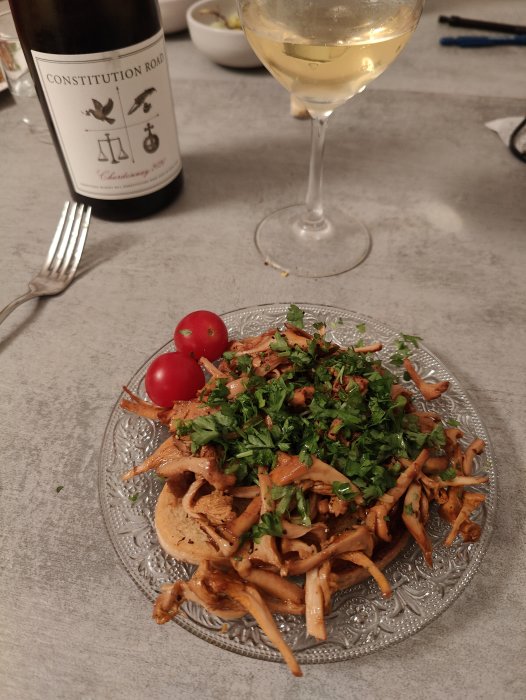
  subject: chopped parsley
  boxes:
[268,484,312,526]
[389,333,423,366]
[286,304,305,329]
[439,465,457,481]
[250,512,283,541]
[173,306,439,539]
[332,481,357,501]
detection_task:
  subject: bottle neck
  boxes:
[9,0,161,55]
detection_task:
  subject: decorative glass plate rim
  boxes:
[98,302,497,666]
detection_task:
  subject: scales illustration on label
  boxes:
[32,31,182,200]
[97,133,129,164]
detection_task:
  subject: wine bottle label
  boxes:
[31,30,182,200]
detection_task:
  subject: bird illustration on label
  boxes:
[83,97,115,124]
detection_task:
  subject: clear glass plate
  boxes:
[98,303,497,666]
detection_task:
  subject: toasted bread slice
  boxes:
[155,482,220,564]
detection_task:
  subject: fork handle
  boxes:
[0,291,38,326]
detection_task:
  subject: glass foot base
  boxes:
[254,204,371,278]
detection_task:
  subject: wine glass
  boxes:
[237,0,423,277]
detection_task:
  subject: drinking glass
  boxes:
[237,0,424,277]
[0,9,49,139]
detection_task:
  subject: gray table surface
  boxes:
[1,0,525,698]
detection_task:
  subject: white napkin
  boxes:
[485,116,526,151]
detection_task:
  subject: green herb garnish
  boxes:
[171,307,437,542]
[332,481,357,501]
[439,466,457,481]
[250,512,283,542]
[286,304,304,329]
[389,333,423,366]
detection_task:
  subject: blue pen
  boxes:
[440,34,526,47]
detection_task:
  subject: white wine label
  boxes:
[32,30,182,200]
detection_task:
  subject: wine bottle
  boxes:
[8,0,183,220]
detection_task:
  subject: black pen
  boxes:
[439,15,526,35]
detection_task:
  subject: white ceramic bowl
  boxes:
[186,0,261,69]
[158,0,194,34]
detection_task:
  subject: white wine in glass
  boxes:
[237,0,424,277]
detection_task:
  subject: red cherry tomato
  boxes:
[174,310,229,362]
[145,352,205,407]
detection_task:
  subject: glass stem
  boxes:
[303,113,331,229]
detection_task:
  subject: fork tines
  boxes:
[43,201,92,280]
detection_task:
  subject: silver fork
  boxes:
[0,201,91,326]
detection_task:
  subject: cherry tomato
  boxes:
[145,352,205,407]
[174,310,229,362]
